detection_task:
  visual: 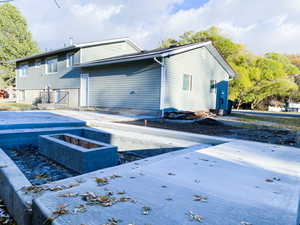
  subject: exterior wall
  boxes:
[16,89,41,105]
[15,41,139,91]
[16,50,81,90]
[164,46,229,112]
[81,60,161,110]
[67,88,80,108]
[16,88,80,108]
[80,41,139,63]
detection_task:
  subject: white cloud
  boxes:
[12,0,300,54]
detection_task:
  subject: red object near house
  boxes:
[0,90,9,99]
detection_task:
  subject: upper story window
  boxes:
[46,57,58,74]
[66,53,75,67]
[35,59,41,68]
[18,64,28,77]
[182,74,192,91]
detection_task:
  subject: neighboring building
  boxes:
[13,38,141,107]
[13,39,235,115]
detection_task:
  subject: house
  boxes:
[75,41,235,115]
[13,38,235,115]
[13,38,141,107]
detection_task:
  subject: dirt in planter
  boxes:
[3,145,79,185]
[0,199,16,225]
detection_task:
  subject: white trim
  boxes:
[182,74,193,92]
[124,39,143,52]
[154,57,165,117]
[75,38,142,51]
[66,52,74,68]
[80,73,89,107]
[204,44,236,77]
[79,49,83,64]
[161,41,211,57]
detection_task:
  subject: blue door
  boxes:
[216,81,228,110]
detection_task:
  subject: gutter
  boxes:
[154,57,166,118]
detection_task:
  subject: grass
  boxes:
[231,113,300,130]
[0,102,36,111]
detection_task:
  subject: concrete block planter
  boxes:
[38,133,119,173]
[0,148,33,225]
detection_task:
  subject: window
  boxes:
[210,80,217,93]
[182,74,192,91]
[66,53,75,67]
[18,64,28,77]
[46,57,58,73]
[35,59,41,68]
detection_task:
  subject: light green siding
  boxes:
[82,60,161,110]
[16,41,140,90]
[80,41,139,63]
[16,50,81,90]
[164,46,229,111]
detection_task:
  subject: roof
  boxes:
[75,41,236,77]
[11,37,142,63]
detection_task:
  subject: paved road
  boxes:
[232,110,300,118]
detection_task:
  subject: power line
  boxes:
[53,0,61,8]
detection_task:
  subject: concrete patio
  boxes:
[0,111,299,225]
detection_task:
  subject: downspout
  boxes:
[154,57,165,118]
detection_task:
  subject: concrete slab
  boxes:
[32,139,300,225]
[0,111,85,130]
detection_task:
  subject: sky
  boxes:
[11,0,300,55]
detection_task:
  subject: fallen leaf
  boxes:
[95,177,108,186]
[193,195,208,202]
[186,210,203,222]
[109,174,122,179]
[53,204,69,216]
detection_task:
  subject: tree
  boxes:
[0,3,38,88]
[161,26,244,60]
[286,54,300,69]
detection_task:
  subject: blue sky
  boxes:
[12,0,300,54]
[172,0,208,12]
